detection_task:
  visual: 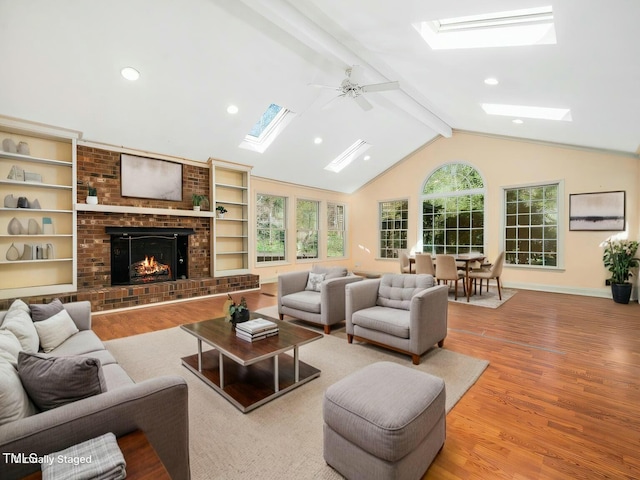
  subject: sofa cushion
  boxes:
[281,291,322,314]
[312,265,348,280]
[0,329,22,366]
[29,298,64,322]
[352,306,411,339]
[47,330,106,357]
[305,272,326,292]
[376,274,434,310]
[101,363,134,390]
[33,309,79,353]
[0,299,39,353]
[17,352,107,411]
[0,357,37,426]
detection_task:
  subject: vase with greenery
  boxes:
[223,294,249,326]
[603,239,639,304]
[216,205,228,218]
[192,194,209,211]
[87,186,98,205]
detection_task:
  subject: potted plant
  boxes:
[223,294,249,326]
[192,194,209,212]
[87,186,98,205]
[603,239,639,304]
[216,205,228,218]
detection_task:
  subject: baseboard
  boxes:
[503,281,637,301]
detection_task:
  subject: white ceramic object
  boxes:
[86,196,98,205]
[8,217,24,235]
[2,138,17,153]
[5,243,20,261]
[17,141,30,155]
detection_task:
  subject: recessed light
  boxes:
[484,77,499,85]
[121,67,140,81]
[227,105,239,114]
[314,137,323,145]
[513,119,524,124]
[363,155,371,161]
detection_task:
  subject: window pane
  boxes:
[379,200,408,258]
[256,194,286,263]
[504,184,560,267]
[327,203,346,257]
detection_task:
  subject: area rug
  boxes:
[446,286,517,308]
[105,327,488,480]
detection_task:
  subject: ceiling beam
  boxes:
[235,0,452,137]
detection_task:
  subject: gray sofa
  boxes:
[278,265,362,333]
[0,300,190,480]
[346,274,448,364]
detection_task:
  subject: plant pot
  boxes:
[217,213,225,219]
[86,196,98,205]
[232,309,250,324]
[611,283,632,304]
[193,205,201,211]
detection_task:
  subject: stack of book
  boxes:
[235,318,279,342]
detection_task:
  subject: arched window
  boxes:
[421,163,485,254]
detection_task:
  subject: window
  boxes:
[327,202,346,257]
[256,194,286,263]
[296,199,319,259]
[239,103,296,153]
[421,163,485,254]
[379,200,408,258]
[504,183,560,267]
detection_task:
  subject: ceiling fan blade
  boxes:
[361,81,400,93]
[347,65,364,85]
[353,94,373,111]
[322,94,347,110]
[309,83,341,91]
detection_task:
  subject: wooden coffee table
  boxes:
[180,312,322,413]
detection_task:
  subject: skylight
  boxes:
[239,103,296,153]
[325,140,371,173]
[481,103,572,121]
[413,6,556,50]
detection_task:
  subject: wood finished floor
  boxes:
[92,285,640,480]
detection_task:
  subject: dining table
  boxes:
[409,253,485,302]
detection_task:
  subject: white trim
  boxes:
[78,140,206,168]
[503,281,635,301]
[75,203,215,218]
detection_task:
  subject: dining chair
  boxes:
[415,253,436,277]
[469,251,505,300]
[435,255,466,300]
[398,249,412,273]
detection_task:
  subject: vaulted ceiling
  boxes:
[1,0,638,193]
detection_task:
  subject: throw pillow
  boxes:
[0,329,22,366]
[17,352,107,411]
[33,309,79,353]
[0,357,38,426]
[29,298,64,322]
[305,272,326,292]
[0,299,39,353]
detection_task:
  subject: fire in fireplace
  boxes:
[106,227,194,286]
[130,255,172,283]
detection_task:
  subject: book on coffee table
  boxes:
[236,328,279,342]
[235,318,278,335]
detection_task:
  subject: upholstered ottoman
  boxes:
[323,361,446,480]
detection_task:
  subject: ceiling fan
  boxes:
[310,65,399,111]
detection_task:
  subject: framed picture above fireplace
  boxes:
[121,153,183,201]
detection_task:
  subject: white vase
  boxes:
[193,205,201,211]
[86,196,98,205]
[217,212,225,219]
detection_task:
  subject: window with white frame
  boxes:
[379,200,409,258]
[327,202,346,257]
[296,199,319,259]
[504,183,560,267]
[421,163,485,254]
[256,194,286,263]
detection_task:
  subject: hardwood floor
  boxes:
[92,285,640,480]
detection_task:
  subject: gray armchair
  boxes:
[346,274,448,365]
[278,265,362,334]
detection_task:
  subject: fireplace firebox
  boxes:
[106,227,194,286]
